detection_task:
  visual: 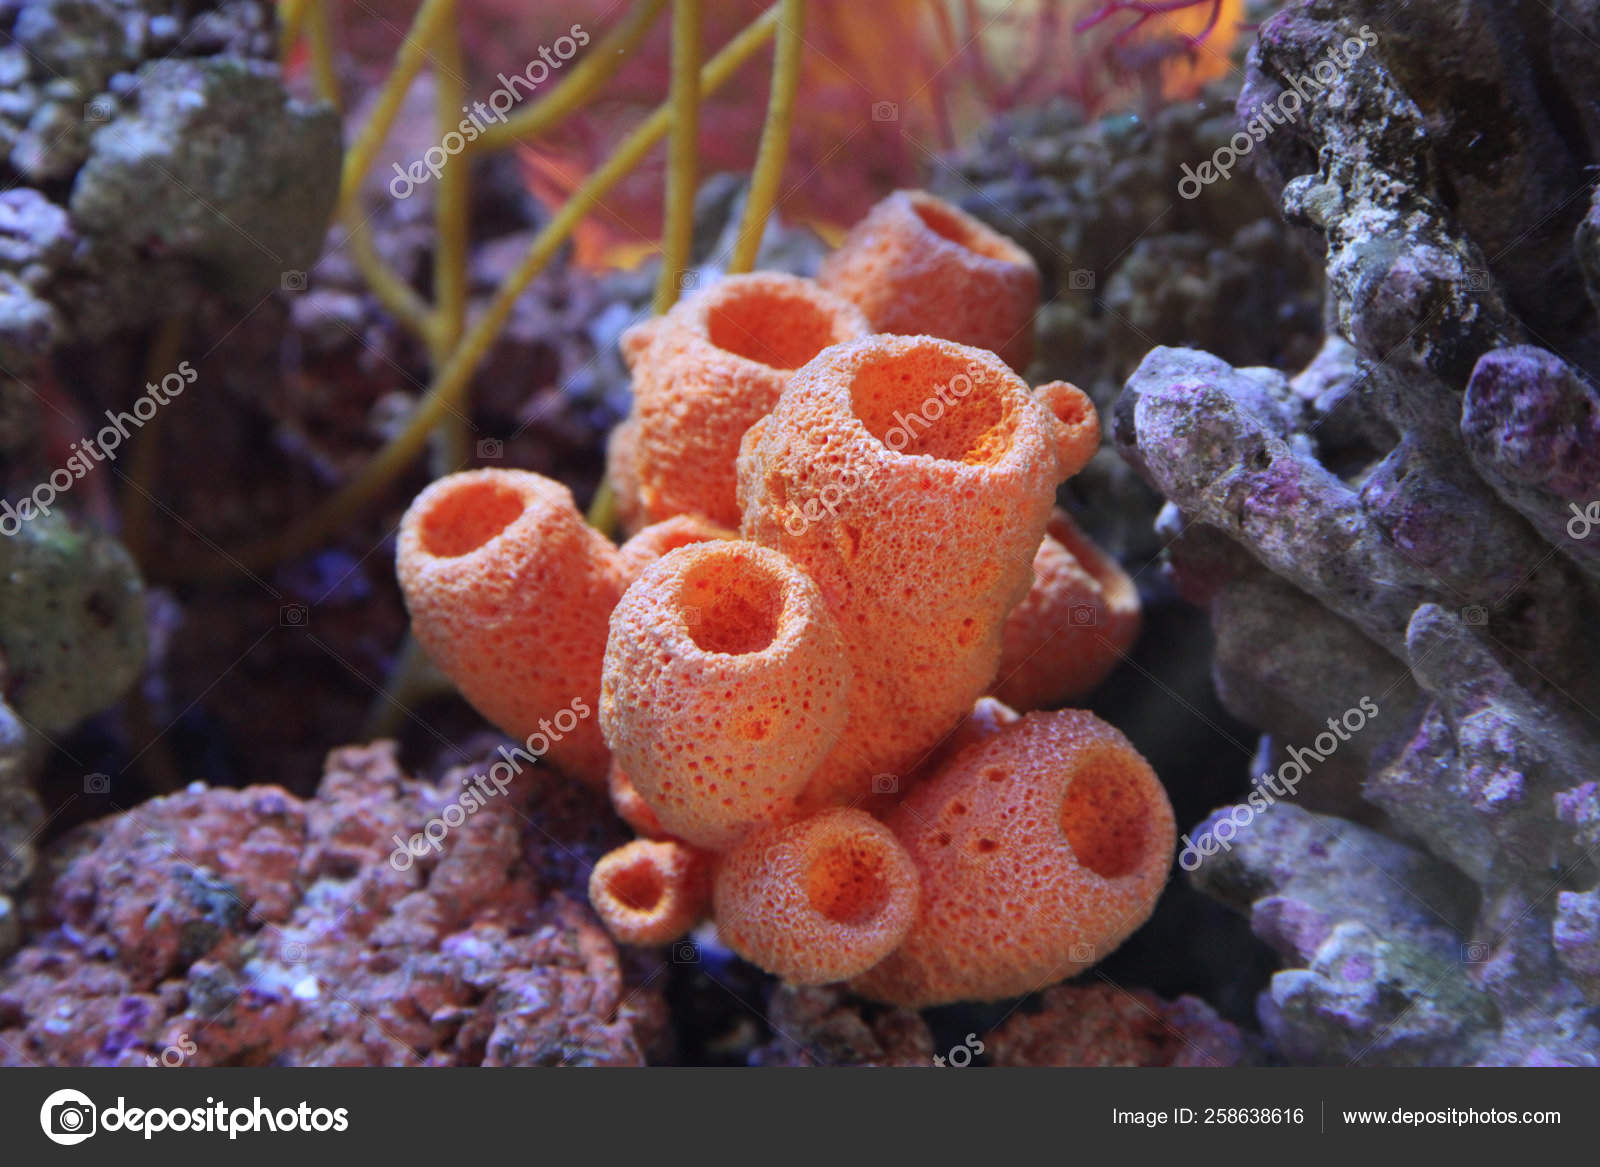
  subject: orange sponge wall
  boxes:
[737,334,1099,806]
[600,541,851,850]
[993,510,1142,711]
[607,273,871,533]
[396,469,624,786]
[849,709,1175,1007]
[819,190,1041,372]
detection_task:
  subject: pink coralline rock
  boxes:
[984,983,1252,1067]
[0,742,667,1067]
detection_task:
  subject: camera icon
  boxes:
[41,1090,97,1145]
[1068,269,1096,291]
[675,269,700,292]
[1069,942,1096,962]
[871,100,900,122]
[84,772,110,795]
[1466,269,1490,291]
[280,603,308,627]
[1068,604,1098,626]
[281,270,308,293]
[1460,604,1488,626]
[476,437,504,460]
[1461,941,1490,963]
[282,940,307,963]
[871,773,899,795]
[83,97,113,124]
[672,939,700,964]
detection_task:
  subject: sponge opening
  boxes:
[416,478,526,558]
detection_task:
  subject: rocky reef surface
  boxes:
[1114,0,1600,1064]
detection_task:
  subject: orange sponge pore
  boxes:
[737,334,1077,807]
[600,541,850,850]
[590,838,710,946]
[818,190,1040,371]
[993,510,1141,711]
[849,709,1174,1007]
[713,808,920,984]
[396,469,624,786]
[611,272,870,533]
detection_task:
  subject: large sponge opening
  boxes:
[1060,756,1154,879]
[911,196,1015,262]
[849,342,1014,463]
[678,551,785,655]
[806,839,893,926]
[414,478,526,558]
[708,282,848,370]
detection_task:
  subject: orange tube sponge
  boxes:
[396,469,625,786]
[818,190,1041,372]
[737,334,1098,806]
[616,514,735,584]
[713,809,920,985]
[609,272,870,533]
[607,762,668,839]
[600,541,850,850]
[993,510,1141,711]
[589,838,710,946]
[850,710,1175,1007]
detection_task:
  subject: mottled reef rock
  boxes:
[0,742,668,1066]
[0,0,339,365]
[1114,0,1600,1065]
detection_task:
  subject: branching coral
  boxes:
[1113,0,1600,1064]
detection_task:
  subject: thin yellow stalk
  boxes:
[304,0,342,113]
[428,2,471,472]
[468,0,669,154]
[337,0,456,216]
[727,0,805,273]
[652,0,702,312]
[169,6,781,577]
[121,314,188,564]
[278,0,311,62]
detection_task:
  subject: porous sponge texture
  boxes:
[737,334,1095,806]
[601,541,851,850]
[589,838,710,946]
[849,709,1175,1007]
[607,272,871,533]
[397,469,624,785]
[993,510,1141,710]
[713,808,920,984]
[818,189,1041,372]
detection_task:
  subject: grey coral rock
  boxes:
[1114,0,1600,1065]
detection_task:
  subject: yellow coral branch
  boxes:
[428,0,471,472]
[727,0,805,274]
[467,0,669,155]
[166,5,781,577]
[336,0,456,217]
[652,0,703,313]
[304,0,342,114]
[278,0,311,62]
[121,314,188,565]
